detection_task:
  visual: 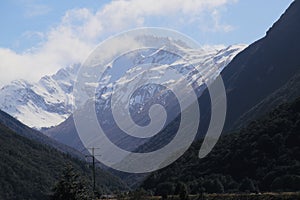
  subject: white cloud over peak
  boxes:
[0,0,237,87]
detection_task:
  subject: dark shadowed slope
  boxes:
[221,0,300,131]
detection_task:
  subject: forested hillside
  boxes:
[142,97,300,195]
[0,120,128,200]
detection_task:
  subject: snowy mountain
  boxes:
[41,42,246,154]
[0,65,79,129]
[0,43,246,130]
[86,43,246,150]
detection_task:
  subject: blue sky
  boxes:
[0,0,294,86]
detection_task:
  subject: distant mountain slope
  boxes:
[221,0,300,132]
[43,114,83,151]
[0,116,128,200]
[141,97,300,193]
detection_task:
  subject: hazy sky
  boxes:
[0,0,294,86]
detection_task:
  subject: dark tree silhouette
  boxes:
[50,164,93,200]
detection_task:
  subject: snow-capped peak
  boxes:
[0,64,79,129]
[0,44,246,129]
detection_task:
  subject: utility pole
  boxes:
[84,147,101,194]
[92,147,96,192]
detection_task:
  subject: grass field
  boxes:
[103,192,300,200]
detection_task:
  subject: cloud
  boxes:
[0,0,237,87]
[0,40,91,86]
